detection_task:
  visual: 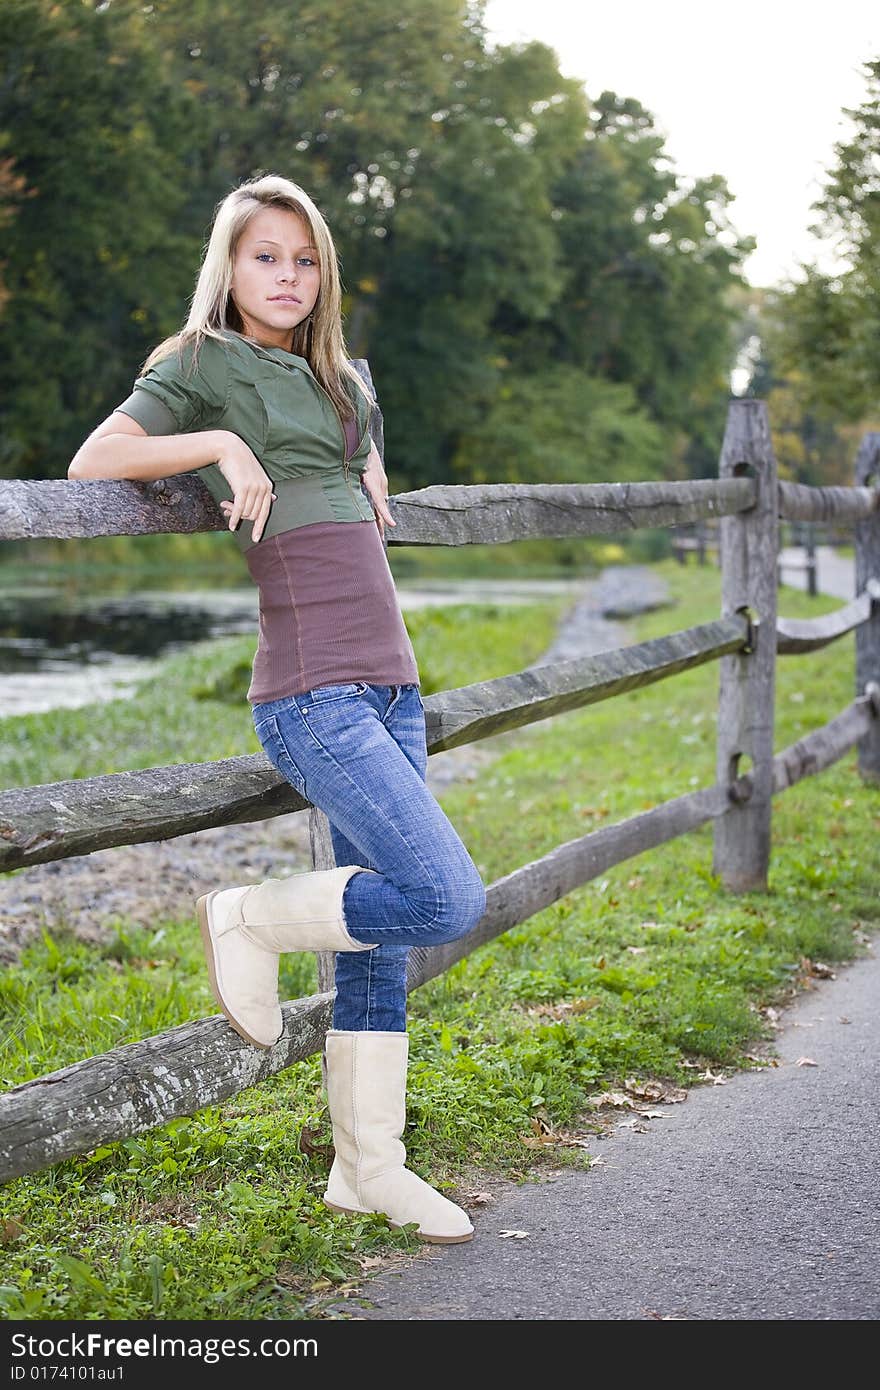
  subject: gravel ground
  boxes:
[0,567,668,963]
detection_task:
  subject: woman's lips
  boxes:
[269,295,302,303]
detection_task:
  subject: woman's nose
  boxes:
[277,263,298,283]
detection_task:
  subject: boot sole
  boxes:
[324,1199,475,1244]
[196,891,279,1051]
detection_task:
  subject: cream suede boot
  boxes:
[196,865,378,1050]
[322,1029,474,1244]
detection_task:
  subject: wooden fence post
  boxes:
[713,399,779,891]
[309,811,339,999]
[805,525,818,597]
[854,432,880,782]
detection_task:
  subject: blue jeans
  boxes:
[251,682,487,1032]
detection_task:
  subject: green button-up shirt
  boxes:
[116,329,376,552]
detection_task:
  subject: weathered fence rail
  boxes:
[1,396,878,1184]
[776,581,880,653]
[0,475,758,544]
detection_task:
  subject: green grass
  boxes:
[0,560,877,1319]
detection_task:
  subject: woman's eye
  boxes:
[255,253,315,266]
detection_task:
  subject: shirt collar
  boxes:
[218,328,316,377]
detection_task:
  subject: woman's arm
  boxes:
[68,412,277,543]
[360,437,397,542]
[68,411,232,482]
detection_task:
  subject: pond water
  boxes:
[0,573,585,717]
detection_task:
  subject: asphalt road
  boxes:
[777,545,855,601]
[349,941,880,1321]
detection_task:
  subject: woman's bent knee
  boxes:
[410,867,487,946]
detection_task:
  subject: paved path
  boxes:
[352,945,880,1321]
[777,546,855,601]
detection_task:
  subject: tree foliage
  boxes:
[765,57,880,424]
[0,0,752,483]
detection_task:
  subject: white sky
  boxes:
[482,0,880,288]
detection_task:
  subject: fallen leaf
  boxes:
[796,1056,819,1067]
[545,1130,595,1149]
[522,1117,597,1151]
[624,1078,688,1104]
[523,997,601,1020]
[463,1191,494,1205]
[801,957,836,979]
[589,1090,635,1109]
[1,1218,23,1246]
[635,1108,671,1120]
[569,997,602,1014]
[700,1069,727,1085]
[626,946,648,955]
[498,1230,529,1240]
[359,1256,386,1270]
[298,1125,334,1163]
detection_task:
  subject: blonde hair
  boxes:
[143,173,372,422]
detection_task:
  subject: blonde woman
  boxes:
[69,174,486,1244]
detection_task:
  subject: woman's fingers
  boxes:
[220,486,276,542]
[252,489,276,544]
[371,494,396,543]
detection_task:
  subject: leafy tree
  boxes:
[527,92,754,478]
[0,0,194,475]
[451,365,668,486]
[766,57,880,422]
[0,0,753,492]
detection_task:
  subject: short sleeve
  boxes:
[114,337,229,436]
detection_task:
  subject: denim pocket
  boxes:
[254,713,308,799]
[305,681,369,706]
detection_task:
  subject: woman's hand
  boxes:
[360,440,397,542]
[214,433,277,543]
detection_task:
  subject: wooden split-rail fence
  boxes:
[0,379,878,1185]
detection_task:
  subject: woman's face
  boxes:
[229,206,321,351]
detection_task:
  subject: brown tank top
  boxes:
[244,414,419,704]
